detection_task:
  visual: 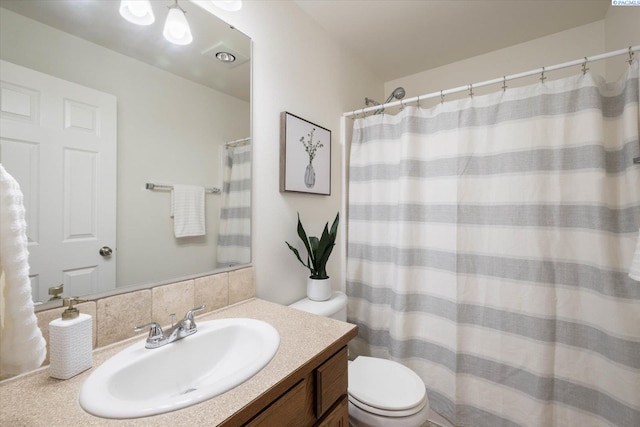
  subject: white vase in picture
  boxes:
[307,277,332,301]
[304,162,316,188]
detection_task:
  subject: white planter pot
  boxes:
[307,277,332,301]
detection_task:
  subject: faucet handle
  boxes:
[134,322,165,341]
[182,304,206,329]
[185,304,206,319]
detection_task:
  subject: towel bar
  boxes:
[145,183,221,194]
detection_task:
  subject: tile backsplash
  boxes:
[34,266,254,370]
[96,289,152,348]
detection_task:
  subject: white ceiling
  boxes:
[295,0,610,82]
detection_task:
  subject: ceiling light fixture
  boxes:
[163,0,193,45]
[215,51,236,63]
[211,1,243,12]
[202,42,249,69]
[119,0,155,25]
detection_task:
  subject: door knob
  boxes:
[99,246,113,257]
[48,284,64,301]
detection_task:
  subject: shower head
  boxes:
[385,87,406,104]
[363,87,407,115]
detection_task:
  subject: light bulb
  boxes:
[119,0,155,25]
[216,52,236,62]
[129,3,146,17]
[163,7,193,45]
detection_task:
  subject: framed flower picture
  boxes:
[279,111,331,195]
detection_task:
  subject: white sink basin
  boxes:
[79,318,280,419]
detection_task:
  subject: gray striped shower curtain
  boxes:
[347,61,640,426]
[216,144,251,268]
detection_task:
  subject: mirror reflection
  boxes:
[0,0,251,303]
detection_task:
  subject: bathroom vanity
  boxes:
[0,298,357,426]
[235,342,349,426]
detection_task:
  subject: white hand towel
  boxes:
[171,185,206,238]
[0,164,46,376]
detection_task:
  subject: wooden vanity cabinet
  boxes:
[231,345,350,427]
[316,396,348,427]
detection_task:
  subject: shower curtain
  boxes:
[347,62,640,427]
[216,144,251,268]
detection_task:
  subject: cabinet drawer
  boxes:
[315,346,348,417]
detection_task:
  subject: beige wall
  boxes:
[0,9,250,288]
[384,20,606,107]
[604,5,640,80]
[384,5,640,107]
[193,1,383,305]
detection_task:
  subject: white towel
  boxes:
[0,164,46,376]
[171,185,206,238]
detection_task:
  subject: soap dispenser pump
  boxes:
[49,297,93,379]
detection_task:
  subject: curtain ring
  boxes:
[416,95,420,108]
[502,76,507,92]
[628,46,635,65]
[582,57,589,75]
[540,66,546,83]
[468,83,474,98]
[399,99,405,111]
[440,90,445,104]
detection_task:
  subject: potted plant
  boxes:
[286,212,339,301]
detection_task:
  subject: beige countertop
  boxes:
[0,298,358,426]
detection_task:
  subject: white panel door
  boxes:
[0,60,117,302]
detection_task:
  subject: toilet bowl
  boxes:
[289,292,430,427]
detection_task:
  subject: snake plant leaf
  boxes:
[329,212,339,237]
[296,213,315,266]
[285,241,311,273]
[314,225,331,267]
[315,242,335,279]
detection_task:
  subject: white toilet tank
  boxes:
[289,291,347,321]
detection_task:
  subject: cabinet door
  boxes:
[316,397,348,427]
[316,347,348,417]
[245,378,314,427]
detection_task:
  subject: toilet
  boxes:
[290,292,430,427]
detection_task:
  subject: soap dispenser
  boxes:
[49,297,92,379]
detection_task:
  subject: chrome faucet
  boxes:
[134,304,206,349]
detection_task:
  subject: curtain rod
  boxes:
[344,45,640,118]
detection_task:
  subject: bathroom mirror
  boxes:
[0,0,251,305]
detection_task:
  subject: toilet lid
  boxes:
[348,356,426,413]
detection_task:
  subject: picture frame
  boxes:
[280,111,331,195]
